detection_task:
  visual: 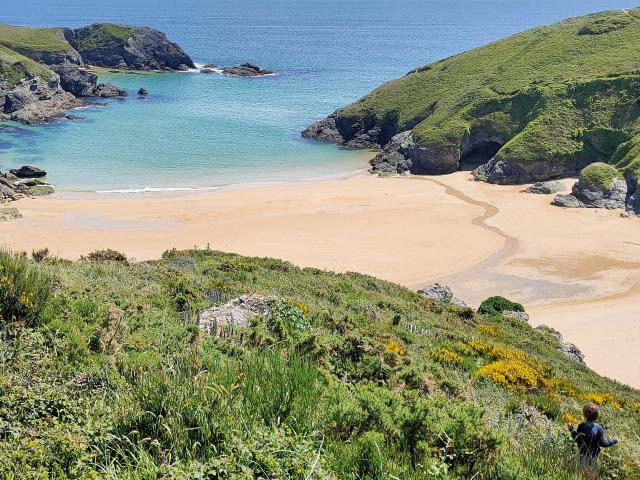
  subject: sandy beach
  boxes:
[2,172,639,387]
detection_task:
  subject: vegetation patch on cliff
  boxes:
[0,44,53,84]
[2,248,639,478]
[71,24,134,52]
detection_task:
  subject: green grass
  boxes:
[1,248,639,478]
[0,44,54,84]
[0,24,73,53]
[72,24,134,52]
[329,8,640,180]
[579,162,622,189]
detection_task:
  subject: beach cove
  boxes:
[3,172,640,388]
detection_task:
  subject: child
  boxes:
[567,403,618,472]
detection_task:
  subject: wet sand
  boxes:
[2,172,639,386]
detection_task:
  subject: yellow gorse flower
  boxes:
[431,348,464,366]
[386,339,406,356]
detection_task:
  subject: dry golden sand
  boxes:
[2,172,639,386]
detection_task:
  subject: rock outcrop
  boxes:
[552,163,628,209]
[535,325,585,363]
[418,283,467,307]
[0,171,54,202]
[522,180,567,194]
[502,310,530,322]
[69,24,195,71]
[198,295,272,336]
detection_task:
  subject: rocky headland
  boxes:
[0,22,195,205]
[303,8,640,215]
[0,22,194,126]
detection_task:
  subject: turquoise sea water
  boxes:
[0,0,632,193]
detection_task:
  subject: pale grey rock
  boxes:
[198,294,272,335]
[418,283,467,307]
[502,310,530,322]
[0,207,22,221]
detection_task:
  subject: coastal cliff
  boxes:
[304,9,640,212]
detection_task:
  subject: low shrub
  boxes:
[478,296,524,316]
[81,249,129,264]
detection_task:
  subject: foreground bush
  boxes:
[1,248,638,478]
[0,250,50,326]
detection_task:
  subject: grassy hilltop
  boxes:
[306,9,640,185]
[1,248,639,479]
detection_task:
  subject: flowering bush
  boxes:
[477,359,546,391]
[477,324,499,337]
[431,348,464,366]
[0,250,50,326]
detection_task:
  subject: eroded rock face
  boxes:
[53,65,98,97]
[301,117,344,144]
[1,74,81,124]
[522,180,567,194]
[369,131,415,174]
[70,25,195,71]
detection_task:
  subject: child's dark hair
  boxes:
[583,403,599,422]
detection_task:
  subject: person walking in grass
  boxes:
[567,403,618,476]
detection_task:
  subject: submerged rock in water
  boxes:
[522,180,566,194]
[94,83,128,98]
[137,88,148,96]
[202,62,275,77]
[10,166,47,178]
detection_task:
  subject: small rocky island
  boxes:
[303,8,640,216]
[200,62,274,77]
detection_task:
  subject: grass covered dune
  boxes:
[304,8,640,187]
[1,248,639,479]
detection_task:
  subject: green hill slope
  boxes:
[303,8,640,188]
[2,248,639,478]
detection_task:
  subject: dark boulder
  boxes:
[10,165,47,178]
[137,88,148,96]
